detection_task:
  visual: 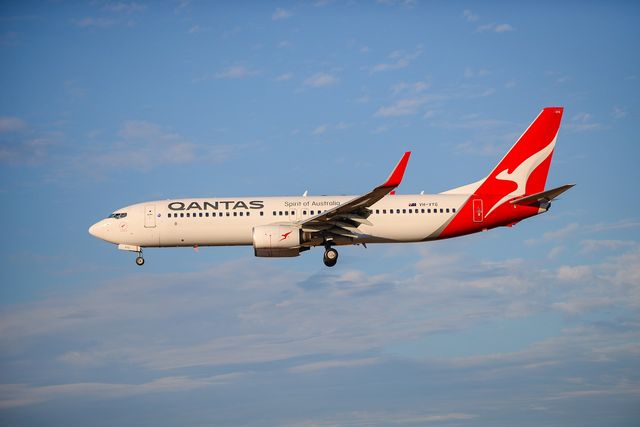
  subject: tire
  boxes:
[323,248,338,267]
[135,256,145,266]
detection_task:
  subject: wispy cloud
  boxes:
[463,9,479,22]
[74,17,115,28]
[374,98,426,117]
[289,357,379,374]
[275,72,294,81]
[566,112,603,132]
[0,373,247,410]
[214,65,259,79]
[611,106,627,119]
[102,2,146,14]
[0,116,26,133]
[478,23,515,33]
[370,48,422,73]
[304,72,339,87]
[272,8,293,21]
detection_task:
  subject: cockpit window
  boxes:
[109,213,128,219]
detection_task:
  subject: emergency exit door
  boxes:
[472,199,483,223]
[144,205,156,228]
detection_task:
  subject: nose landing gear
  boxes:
[323,246,338,267]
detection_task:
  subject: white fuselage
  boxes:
[89,194,469,248]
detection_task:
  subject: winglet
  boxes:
[381,151,411,188]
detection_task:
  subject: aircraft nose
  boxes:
[88,220,111,241]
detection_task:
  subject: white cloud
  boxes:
[0,116,26,133]
[272,8,293,20]
[289,357,379,373]
[542,223,579,241]
[188,24,205,34]
[391,80,429,95]
[312,124,328,135]
[214,65,259,79]
[556,265,592,282]
[477,23,514,33]
[0,373,247,410]
[463,9,479,22]
[370,48,422,73]
[275,72,294,81]
[611,107,627,119]
[580,240,635,254]
[75,17,115,28]
[304,72,339,87]
[374,98,426,117]
[464,67,491,78]
[277,40,293,48]
[102,2,146,14]
[566,112,603,132]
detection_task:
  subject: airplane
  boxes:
[89,107,574,267]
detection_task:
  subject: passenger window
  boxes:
[260,211,264,216]
[180,213,184,218]
[440,208,443,213]
[421,209,425,213]
[375,209,379,214]
[427,209,431,213]
[233,212,237,216]
[408,209,412,213]
[453,208,456,213]
[402,209,406,214]
[291,211,294,215]
[383,209,386,214]
[396,209,400,214]
[446,208,450,213]
[167,213,171,218]
[390,210,393,214]
[273,211,276,216]
[226,212,230,217]
[303,210,307,215]
[247,212,250,217]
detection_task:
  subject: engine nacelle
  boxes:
[252,224,302,257]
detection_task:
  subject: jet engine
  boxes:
[252,224,305,257]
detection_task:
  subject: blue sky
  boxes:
[1,1,639,425]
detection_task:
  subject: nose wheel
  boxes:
[323,247,338,267]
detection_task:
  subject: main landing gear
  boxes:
[323,246,339,267]
[135,249,145,266]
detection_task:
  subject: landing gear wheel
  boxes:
[135,256,145,266]
[323,248,338,267]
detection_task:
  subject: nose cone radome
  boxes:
[89,220,111,242]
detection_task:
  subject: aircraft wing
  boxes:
[510,183,575,206]
[298,152,411,239]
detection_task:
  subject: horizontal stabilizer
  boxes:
[510,184,575,206]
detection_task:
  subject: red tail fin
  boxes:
[439,107,564,238]
[479,107,563,217]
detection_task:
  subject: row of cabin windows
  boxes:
[374,207,455,214]
[167,211,259,218]
[166,207,456,219]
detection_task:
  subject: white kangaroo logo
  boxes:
[484,135,557,219]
